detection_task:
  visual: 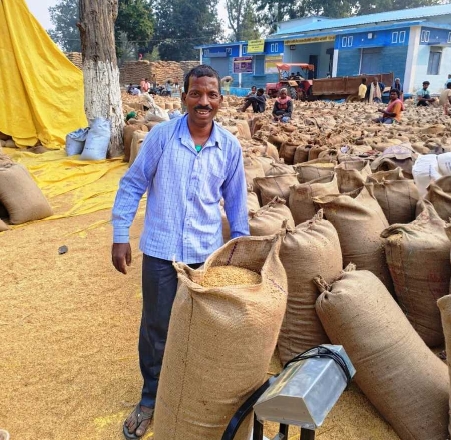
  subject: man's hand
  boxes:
[112,243,132,274]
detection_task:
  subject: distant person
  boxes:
[151,74,157,90]
[131,86,141,95]
[366,77,385,104]
[142,78,150,94]
[165,80,172,97]
[221,77,232,96]
[127,83,134,94]
[241,88,266,113]
[445,74,451,88]
[272,88,293,122]
[358,78,367,102]
[439,82,451,115]
[139,78,146,92]
[138,53,143,60]
[246,86,257,97]
[392,77,404,100]
[416,81,434,106]
[373,89,404,124]
[174,77,179,91]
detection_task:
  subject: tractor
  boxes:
[266,63,315,100]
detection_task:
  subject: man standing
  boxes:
[365,77,385,104]
[358,78,367,102]
[165,80,172,97]
[241,88,267,113]
[112,65,249,439]
[417,81,434,106]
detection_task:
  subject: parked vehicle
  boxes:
[266,63,315,100]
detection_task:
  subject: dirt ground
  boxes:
[0,181,401,440]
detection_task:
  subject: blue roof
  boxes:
[272,3,451,36]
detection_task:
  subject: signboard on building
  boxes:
[247,39,265,53]
[233,56,253,73]
[285,35,335,45]
[265,55,283,73]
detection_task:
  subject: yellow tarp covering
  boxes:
[0,0,87,149]
[4,148,146,227]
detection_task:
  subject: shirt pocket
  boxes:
[201,164,225,204]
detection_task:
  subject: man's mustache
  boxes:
[194,105,213,111]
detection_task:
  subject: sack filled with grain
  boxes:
[123,125,148,162]
[293,144,312,164]
[365,168,419,225]
[437,294,451,438]
[313,186,393,293]
[381,200,450,347]
[249,197,294,236]
[247,184,260,212]
[278,211,342,364]
[253,173,299,208]
[315,266,449,440]
[335,159,371,193]
[279,139,302,165]
[154,234,288,440]
[294,158,336,184]
[264,160,296,177]
[128,131,148,166]
[288,174,338,225]
[308,145,328,161]
[243,155,266,188]
[370,143,417,179]
[0,218,9,231]
[0,163,53,224]
[424,176,451,222]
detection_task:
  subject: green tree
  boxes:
[151,0,222,61]
[48,0,154,59]
[226,0,260,42]
[48,0,81,52]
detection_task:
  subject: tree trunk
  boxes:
[78,0,124,157]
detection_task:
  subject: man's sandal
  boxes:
[123,404,154,439]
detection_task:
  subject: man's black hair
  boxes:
[257,88,265,94]
[361,78,367,84]
[447,82,451,89]
[423,81,430,85]
[390,88,400,97]
[183,65,221,94]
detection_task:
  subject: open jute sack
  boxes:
[278,211,342,365]
[313,186,393,293]
[253,173,299,208]
[316,266,449,440]
[294,158,336,184]
[381,200,450,347]
[437,295,451,438]
[0,163,53,224]
[288,174,338,225]
[153,235,288,440]
[424,176,451,222]
[365,168,419,225]
[248,197,294,236]
[335,159,371,193]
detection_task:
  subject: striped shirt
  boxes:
[112,115,249,263]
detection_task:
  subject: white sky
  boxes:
[26,0,230,33]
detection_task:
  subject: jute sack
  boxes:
[0,218,8,231]
[315,266,449,440]
[128,131,148,167]
[381,200,450,347]
[437,294,451,438]
[0,163,53,224]
[249,197,295,236]
[264,160,296,177]
[288,174,338,225]
[335,159,371,193]
[293,145,312,164]
[365,168,419,225]
[220,202,230,243]
[154,235,288,440]
[294,158,336,183]
[308,145,328,161]
[243,155,265,188]
[278,211,342,364]
[247,184,260,212]
[424,176,451,222]
[279,140,301,165]
[313,186,393,293]
[123,125,148,162]
[253,173,299,208]
[235,120,252,140]
[254,156,275,174]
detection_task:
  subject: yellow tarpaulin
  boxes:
[0,0,87,149]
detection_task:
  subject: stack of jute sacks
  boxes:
[64,52,82,70]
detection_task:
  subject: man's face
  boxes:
[182,76,222,128]
[373,78,378,84]
[280,90,287,99]
[423,83,428,90]
[390,91,398,100]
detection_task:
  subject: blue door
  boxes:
[360,48,382,74]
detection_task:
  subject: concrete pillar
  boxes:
[404,26,421,94]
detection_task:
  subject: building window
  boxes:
[427,48,442,75]
[421,30,430,43]
[342,37,347,47]
[448,32,451,43]
[270,43,279,53]
[242,45,247,55]
[392,32,398,43]
[348,36,353,47]
[399,31,406,43]
[226,48,232,55]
